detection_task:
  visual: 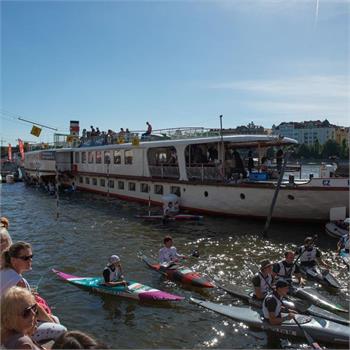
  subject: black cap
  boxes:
[275,280,289,289]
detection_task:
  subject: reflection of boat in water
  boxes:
[23,126,349,222]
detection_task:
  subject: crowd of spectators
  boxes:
[79,122,152,147]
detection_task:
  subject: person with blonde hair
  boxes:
[1,286,44,349]
[0,241,66,342]
[0,226,12,268]
[0,216,10,230]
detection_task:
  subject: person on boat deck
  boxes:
[337,232,349,254]
[295,237,330,269]
[103,255,127,287]
[252,260,273,300]
[247,150,254,173]
[142,121,152,138]
[159,236,187,267]
[272,251,305,285]
[262,280,297,326]
[276,149,284,172]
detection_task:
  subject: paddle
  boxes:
[293,316,322,349]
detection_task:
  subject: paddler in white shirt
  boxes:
[159,236,187,268]
[103,255,128,287]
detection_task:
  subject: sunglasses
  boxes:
[21,304,38,318]
[15,255,33,261]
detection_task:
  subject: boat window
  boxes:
[92,178,97,186]
[141,183,149,193]
[128,182,136,191]
[75,152,80,164]
[104,151,111,164]
[118,181,124,190]
[79,176,83,184]
[288,195,295,200]
[148,146,177,166]
[88,152,94,164]
[154,184,163,195]
[240,193,245,200]
[125,150,133,164]
[114,150,122,164]
[108,179,114,188]
[170,186,181,197]
[82,152,86,164]
[85,177,90,184]
[100,178,105,187]
[204,191,208,197]
[96,151,102,164]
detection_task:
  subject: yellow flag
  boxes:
[31,125,42,137]
[66,135,74,142]
[117,136,124,144]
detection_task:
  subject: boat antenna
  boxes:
[219,115,225,180]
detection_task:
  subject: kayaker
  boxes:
[159,236,187,267]
[262,280,296,325]
[252,259,273,300]
[337,232,349,254]
[295,237,330,269]
[103,255,128,287]
[273,251,305,285]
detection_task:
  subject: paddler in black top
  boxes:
[252,260,273,300]
[295,237,330,269]
[273,251,305,285]
[103,255,128,287]
[262,280,297,325]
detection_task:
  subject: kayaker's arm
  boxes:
[268,312,294,325]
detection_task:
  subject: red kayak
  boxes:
[141,254,214,288]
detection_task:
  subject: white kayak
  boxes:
[325,222,348,239]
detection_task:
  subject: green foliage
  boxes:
[321,140,341,159]
[295,139,348,160]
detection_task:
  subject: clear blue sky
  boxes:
[1,0,349,145]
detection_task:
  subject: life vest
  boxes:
[257,273,273,297]
[298,246,317,264]
[106,266,122,282]
[275,261,296,281]
[263,292,283,319]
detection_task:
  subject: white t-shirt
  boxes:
[159,246,182,264]
[0,268,31,296]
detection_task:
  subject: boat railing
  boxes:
[186,164,223,182]
[149,165,180,179]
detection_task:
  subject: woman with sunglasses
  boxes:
[0,241,66,342]
[1,286,45,349]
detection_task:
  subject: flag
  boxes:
[18,139,25,160]
[31,125,42,137]
[8,144,12,161]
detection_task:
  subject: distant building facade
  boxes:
[335,127,349,146]
[273,119,338,145]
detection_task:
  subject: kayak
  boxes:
[190,297,350,345]
[339,249,349,269]
[217,284,349,326]
[52,269,184,302]
[291,286,348,313]
[135,214,203,221]
[325,222,348,239]
[298,264,341,289]
[141,255,214,288]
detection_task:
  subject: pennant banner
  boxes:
[8,144,12,161]
[18,139,25,160]
[31,125,42,137]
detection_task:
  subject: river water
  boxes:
[1,182,349,349]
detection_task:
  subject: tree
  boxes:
[340,139,349,159]
[296,144,311,159]
[321,140,341,159]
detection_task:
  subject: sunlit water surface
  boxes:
[1,182,349,349]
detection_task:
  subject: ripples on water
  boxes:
[1,183,349,349]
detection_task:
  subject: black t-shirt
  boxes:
[264,294,282,317]
[103,266,115,283]
[252,274,261,288]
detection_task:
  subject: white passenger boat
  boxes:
[23,129,349,221]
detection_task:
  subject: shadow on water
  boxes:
[1,183,349,349]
